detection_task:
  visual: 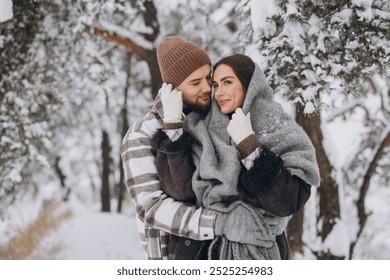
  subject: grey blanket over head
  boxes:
[184,64,320,260]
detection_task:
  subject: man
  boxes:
[121,36,268,260]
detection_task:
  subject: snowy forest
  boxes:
[1,0,389,260]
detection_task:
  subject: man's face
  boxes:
[176,64,212,113]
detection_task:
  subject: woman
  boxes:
[152,54,320,259]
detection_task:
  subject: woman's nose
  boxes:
[214,86,222,96]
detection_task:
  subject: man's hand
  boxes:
[227,108,255,144]
[214,204,275,247]
[160,83,183,123]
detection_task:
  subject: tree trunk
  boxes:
[116,107,128,213]
[286,208,304,258]
[54,156,71,201]
[140,0,162,98]
[101,130,111,212]
[285,105,309,258]
[295,103,343,259]
[144,51,163,99]
[117,53,131,213]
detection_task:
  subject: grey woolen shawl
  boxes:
[184,64,320,260]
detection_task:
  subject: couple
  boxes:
[121,36,320,260]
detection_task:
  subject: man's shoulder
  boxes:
[125,106,162,139]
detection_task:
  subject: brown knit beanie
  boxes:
[157,36,211,88]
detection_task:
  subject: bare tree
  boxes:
[117,53,131,213]
[101,130,111,212]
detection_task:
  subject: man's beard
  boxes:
[183,100,211,115]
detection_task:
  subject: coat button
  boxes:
[185,239,191,246]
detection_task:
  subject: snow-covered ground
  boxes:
[39,205,145,260]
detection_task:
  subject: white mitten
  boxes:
[227,108,255,144]
[160,83,183,123]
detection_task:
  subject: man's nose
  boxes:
[202,79,211,93]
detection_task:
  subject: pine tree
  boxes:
[0,1,53,212]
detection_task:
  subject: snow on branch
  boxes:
[98,20,154,50]
[326,97,371,123]
[94,27,147,59]
[246,0,390,111]
[94,20,154,59]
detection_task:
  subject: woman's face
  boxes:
[213,64,245,114]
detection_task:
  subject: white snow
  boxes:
[352,0,373,8]
[322,219,350,258]
[98,19,154,50]
[40,211,145,260]
[8,166,23,183]
[0,0,13,22]
[331,9,353,24]
[0,196,146,260]
[325,117,364,168]
[249,0,278,32]
[303,101,315,115]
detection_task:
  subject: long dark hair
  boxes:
[213,54,255,92]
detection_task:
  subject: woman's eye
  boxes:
[224,80,232,85]
[212,83,218,89]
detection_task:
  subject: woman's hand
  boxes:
[227,108,255,144]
